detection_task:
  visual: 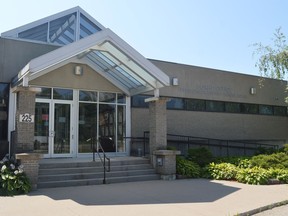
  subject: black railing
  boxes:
[128,131,284,157]
[90,137,111,184]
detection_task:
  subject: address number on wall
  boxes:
[19,113,35,123]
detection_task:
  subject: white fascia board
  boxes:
[103,29,171,87]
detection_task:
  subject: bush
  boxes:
[187,147,213,167]
[0,156,31,196]
[215,157,251,168]
[207,162,238,180]
[249,152,288,169]
[267,168,288,184]
[236,167,269,185]
[176,157,201,178]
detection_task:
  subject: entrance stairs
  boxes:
[38,157,160,188]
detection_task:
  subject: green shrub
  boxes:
[215,157,251,168]
[0,157,31,196]
[176,157,201,178]
[267,168,288,184]
[208,162,238,180]
[249,152,288,169]
[187,147,213,167]
[236,167,269,185]
[280,144,288,154]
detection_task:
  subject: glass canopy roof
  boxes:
[1,7,104,45]
[12,28,170,96]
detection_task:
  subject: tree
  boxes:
[253,28,288,80]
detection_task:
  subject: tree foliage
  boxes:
[253,28,288,80]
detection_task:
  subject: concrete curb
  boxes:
[237,200,288,216]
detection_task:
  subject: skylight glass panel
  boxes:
[80,14,101,39]
[49,13,76,45]
[18,23,48,42]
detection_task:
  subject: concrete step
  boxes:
[38,157,160,188]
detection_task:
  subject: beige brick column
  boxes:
[14,87,39,153]
[148,97,168,154]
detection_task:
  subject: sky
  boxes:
[0,0,287,76]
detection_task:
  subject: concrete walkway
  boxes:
[0,179,287,216]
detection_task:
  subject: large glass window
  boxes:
[78,103,98,153]
[117,106,126,152]
[241,104,258,114]
[0,83,9,141]
[34,103,49,154]
[99,104,116,152]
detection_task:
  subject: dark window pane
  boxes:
[167,98,184,110]
[79,91,97,102]
[274,106,287,116]
[53,88,73,100]
[36,87,52,99]
[99,92,116,103]
[117,94,126,104]
[240,104,258,114]
[206,101,224,112]
[19,23,48,42]
[186,99,205,111]
[225,102,241,113]
[131,95,149,108]
[259,105,273,115]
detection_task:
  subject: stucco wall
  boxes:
[30,63,122,92]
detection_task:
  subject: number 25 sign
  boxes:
[19,113,35,123]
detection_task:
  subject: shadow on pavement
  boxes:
[30,179,240,206]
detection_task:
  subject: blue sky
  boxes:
[1,0,287,76]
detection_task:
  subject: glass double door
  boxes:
[34,101,74,158]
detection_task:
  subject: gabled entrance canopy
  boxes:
[12,28,170,96]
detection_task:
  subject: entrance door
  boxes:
[34,101,74,158]
[52,102,74,157]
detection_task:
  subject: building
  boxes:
[0,7,287,159]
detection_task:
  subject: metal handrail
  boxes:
[90,138,111,184]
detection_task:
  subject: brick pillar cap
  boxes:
[16,153,43,160]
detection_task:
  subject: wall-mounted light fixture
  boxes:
[250,87,256,95]
[74,65,83,76]
[171,77,179,86]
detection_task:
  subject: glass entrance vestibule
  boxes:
[34,87,128,158]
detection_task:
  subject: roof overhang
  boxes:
[12,28,170,96]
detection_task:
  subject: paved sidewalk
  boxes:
[0,179,287,216]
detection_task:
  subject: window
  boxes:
[186,99,205,111]
[274,106,287,116]
[36,87,52,99]
[99,92,116,103]
[206,101,224,112]
[167,98,184,110]
[259,105,273,115]
[53,88,73,100]
[225,102,241,113]
[241,104,258,114]
[79,90,97,102]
